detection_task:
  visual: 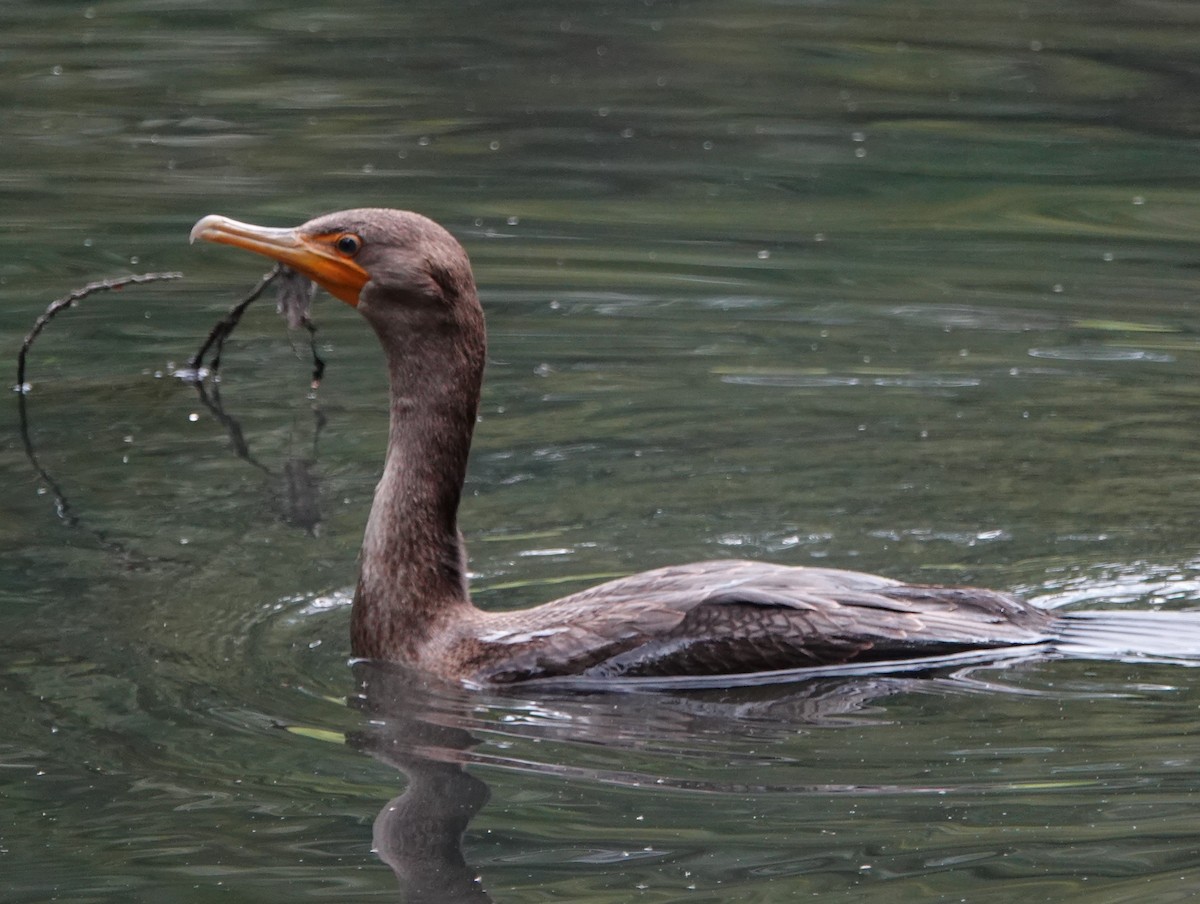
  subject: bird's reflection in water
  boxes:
[347,659,1036,901]
[349,663,494,902]
[369,749,492,903]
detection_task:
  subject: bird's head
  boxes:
[190,208,479,329]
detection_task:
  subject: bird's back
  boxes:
[456,560,1056,683]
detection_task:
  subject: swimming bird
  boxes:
[190,209,1198,686]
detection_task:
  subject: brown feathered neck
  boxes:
[344,212,488,660]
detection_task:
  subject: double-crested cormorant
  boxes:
[190,209,1197,686]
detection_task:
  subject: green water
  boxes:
[2,1,1200,900]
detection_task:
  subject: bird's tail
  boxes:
[1050,610,1200,664]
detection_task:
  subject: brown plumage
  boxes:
[190,209,1200,686]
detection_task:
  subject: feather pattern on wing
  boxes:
[455,561,1056,683]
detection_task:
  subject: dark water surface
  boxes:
[3,1,1200,900]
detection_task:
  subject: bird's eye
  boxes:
[335,233,362,255]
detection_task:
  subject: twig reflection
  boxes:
[190,378,327,535]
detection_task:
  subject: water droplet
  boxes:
[129,255,139,265]
[361,163,374,174]
[83,238,93,247]
[756,249,770,260]
[188,412,199,422]
[1102,252,1114,262]
[51,65,63,76]
[621,127,634,138]
[1132,196,1145,206]
[854,147,866,158]
[488,140,500,151]
[851,131,866,142]
[1030,39,1043,51]
[506,215,519,225]
[1052,283,1064,293]
[702,140,713,150]
[417,136,430,147]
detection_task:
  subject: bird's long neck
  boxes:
[351,305,486,661]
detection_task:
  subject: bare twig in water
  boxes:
[302,319,326,386]
[185,265,324,385]
[16,271,183,391]
[185,264,282,378]
[16,268,326,545]
[15,271,182,562]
